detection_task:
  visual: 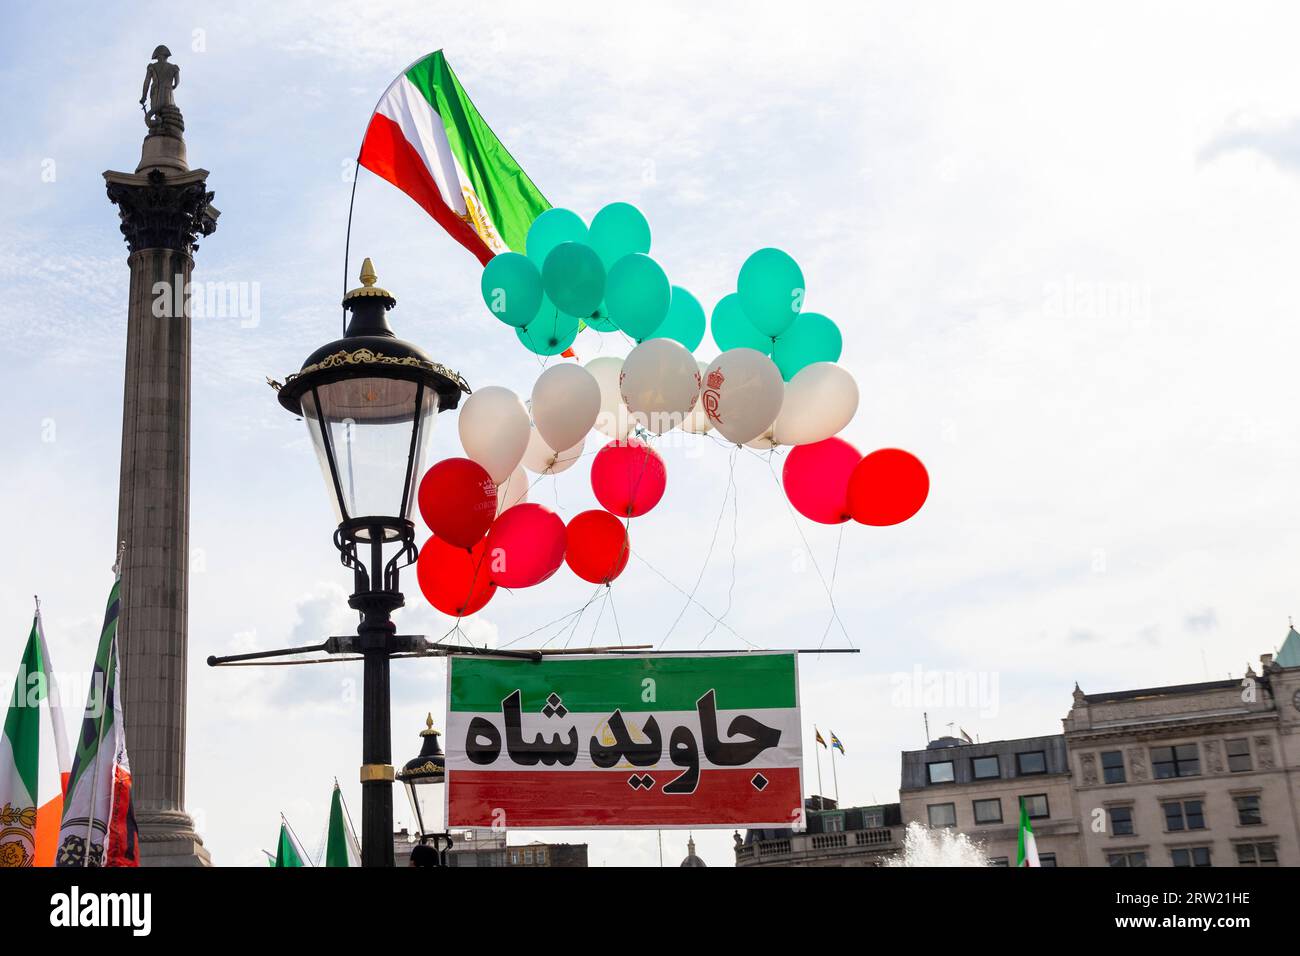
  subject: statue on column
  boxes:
[140,45,184,138]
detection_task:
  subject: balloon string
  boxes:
[764,456,855,648]
[697,458,741,648]
[630,549,756,648]
[818,525,847,650]
[658,445,737,648]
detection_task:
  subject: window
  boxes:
[864,808,885,828]
[927,761,955,784]
[1016,751,1047,775]
[823,813,845,832]
[1039,853,1058,867]
[972,755,1000,779]
[510,851,519,865]
[1234,795,1262,826]
[1225,738,1252,773]
[973,798,1003,824]
[1163,800,1205,832]
[1021,794,1049,819]
[524,849,534,864]
[1171,847,1211,867]
[1101,750,1126,784]
[1108,806,1134,836]
[987,857,1009,867]
[1236,842,1278,866]
[537,848,547,865]
[1151,744,1200,779]
[1107,851,1147,867]
[927,803,956,828]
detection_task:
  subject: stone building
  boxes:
[735,798,903,866]
[739,630,1300,866]
[899,735,1082,866]
[1064,639,1300,867]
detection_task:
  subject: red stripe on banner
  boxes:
[448,767,802,828]
[357,113,494,265]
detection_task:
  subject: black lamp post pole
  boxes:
[353,530,402,868]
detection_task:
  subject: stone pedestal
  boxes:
[104,163,217,867]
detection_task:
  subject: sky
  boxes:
[3,0,1300,867]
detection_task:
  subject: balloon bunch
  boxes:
[412,380,642,619]
[435,201,929,620]
[479,202,702,356]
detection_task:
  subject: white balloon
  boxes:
[772,362,860,446]
[745,429,779,450]
[531,363,600,454]
[701,348,784,445]
[458,386,530,484]
[619,338,702,434]
[681,361,713,434]
[585,355,633,439]
[495,465,529,515]
[522,426,584,475]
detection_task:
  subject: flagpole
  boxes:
[83,546,124,867]
[831,744,840,806]
[814,735,824,806]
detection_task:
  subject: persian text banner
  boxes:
[446,652,802,828]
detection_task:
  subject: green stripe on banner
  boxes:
[404,51,549,253]
[449,653,796,713]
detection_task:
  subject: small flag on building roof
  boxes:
[830,731,845,754]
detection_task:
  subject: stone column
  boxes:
[103,86,218,865]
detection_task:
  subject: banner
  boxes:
[446,652,802,828]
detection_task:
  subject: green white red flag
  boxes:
[1017,798,1040,867]
[446,652,802,828]
[324,782,361,867]
[358,50,550,264]
[0,608,71,867]
[55,578,138,867]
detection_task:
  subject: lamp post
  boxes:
[273,259,467,867]
[396,714,450,865]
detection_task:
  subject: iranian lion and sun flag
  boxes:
[0,579,137,868]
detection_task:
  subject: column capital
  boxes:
[104,167,219,256]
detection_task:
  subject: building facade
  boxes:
[735,799,903,866]
[896,635,1300,867]
[1064,647,1300,867]
[899,734,1083,866]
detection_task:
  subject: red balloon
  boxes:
[590,439,667,518]
[416,536,496,616]
[485,503,567,588]
[782,438,861,524]
[418,457,497,549]
[565,510,630,584]
[847,448,929,526]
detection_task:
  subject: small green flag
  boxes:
[324,784,361,867]
[274,821,305,868]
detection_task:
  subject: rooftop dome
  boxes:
[680,836,706,868]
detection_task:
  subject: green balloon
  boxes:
[480,252,543,328]
[588,202,651,268]
[525,208,587,264]
[605,253,671,341]
[649,286,706,352]
[542,241,606,319]
[584,302,618,332]
[516,296,580,356]
[772,312,842,380]
[737,247,805,338]
[710,293,772,354]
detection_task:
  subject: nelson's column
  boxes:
[103,46,217,866]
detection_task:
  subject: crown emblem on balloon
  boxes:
[706,368,725,390]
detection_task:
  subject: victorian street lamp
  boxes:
[272,259,467,866]
[396,714,449,865]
